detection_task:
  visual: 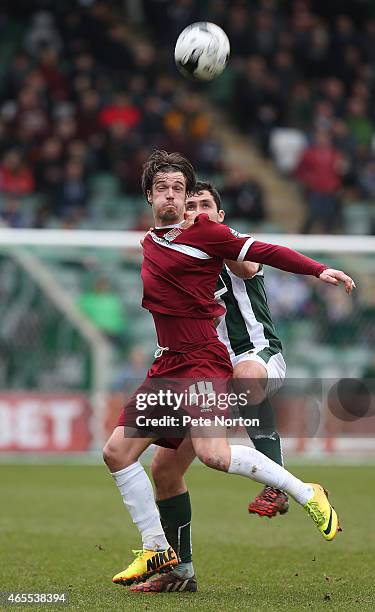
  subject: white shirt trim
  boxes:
[228,269,268,348]
[154,222,184,229]
[237,237,255,262]
[149,232,212,259]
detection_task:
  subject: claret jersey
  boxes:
[142,213,325,315]
[142,214,253,320]
[141,214,326,352]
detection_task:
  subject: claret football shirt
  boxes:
[142,213,326,322]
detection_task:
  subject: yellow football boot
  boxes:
[112,547,178,586]
[304,483,341,541]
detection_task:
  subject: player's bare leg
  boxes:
[103,427,178,586]
[232,360,289,518]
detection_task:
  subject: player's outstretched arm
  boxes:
[180,215,356,293]
[225,260,260,279]
[246,241,355,294]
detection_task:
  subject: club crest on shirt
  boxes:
[229,227,250,238]
[229,227,240,237]
[164,228,182,242]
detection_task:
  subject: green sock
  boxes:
[157,491,192,564]
[251,430,283,467]
[243,397,284,467]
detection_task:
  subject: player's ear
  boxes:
[146,190,152,205]
[218,209,225,223]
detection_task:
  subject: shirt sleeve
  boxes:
[196,214,254,260]
[197,215,327,277]
[245,240,328,277]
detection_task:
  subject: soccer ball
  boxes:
[174,22,230,81]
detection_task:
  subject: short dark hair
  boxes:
[194,180,222,212]
[141,150,196,199]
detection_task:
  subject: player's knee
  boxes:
[103,441,131,471]
[195,446,227,471]
[102,441,116,469]
[233,362,267,405]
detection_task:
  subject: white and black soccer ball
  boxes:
[174,22,230,81]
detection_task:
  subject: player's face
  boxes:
[185,190,225,223]
[148,171,187,225]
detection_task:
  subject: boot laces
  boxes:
[127,549,146,569]
[305,502,325,526]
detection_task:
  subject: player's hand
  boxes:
[140,228,153,247]
[319,268,356,294]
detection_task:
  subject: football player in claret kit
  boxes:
[103,150,354,588]
[131,180,290,593]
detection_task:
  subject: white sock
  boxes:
[229,445,313,505]
[112,462,169,551]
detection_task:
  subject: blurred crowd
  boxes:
[0,0,374,234]
[146,0,375,234]
[0,0,259,230]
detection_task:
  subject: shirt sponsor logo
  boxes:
[150,231,173,247]
[164,228,182,242]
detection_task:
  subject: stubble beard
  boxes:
[159,208,181,223]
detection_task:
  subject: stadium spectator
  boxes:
[70,52,98,91]
[194,127,223,176]
[14,86,49,143]
[76,89,101,142]
[34,137,64,204]
[287,81,314,130]
[295,130,344,233]
[140,95,167,144]
[359,158,375,200]
[0,197,25,228]
[99,93,141,131]
[265,271,314,321]
[317,286,356,346]
[38,47,68,100]
[56,159,89,221]
[77,276,128,346]
[24,11,62,58]
[3,53,32,99]
[0,150,35,196]
[103,122,140,189]
[54,115,77,149]
[345,97,373,148]
[226,3,251,59]
[221,166,266,222]
[112,345,149,392]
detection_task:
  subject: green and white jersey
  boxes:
[215,265,283,361]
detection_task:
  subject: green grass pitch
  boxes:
[2,463,374,611]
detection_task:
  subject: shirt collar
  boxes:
[154,221,184,229]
